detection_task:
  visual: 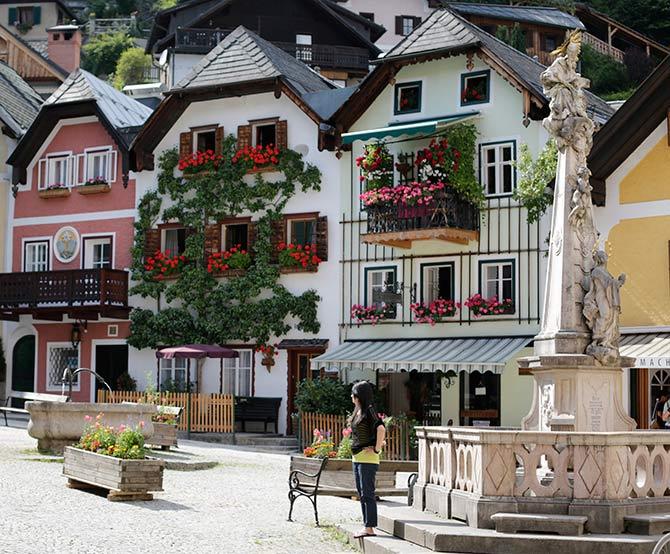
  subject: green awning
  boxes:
[341,111,479,145]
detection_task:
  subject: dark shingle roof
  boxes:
[173,26,334,96]
[46,69,153,129]
[0,61,42,134]
[448,3,584,30]
[302,86,357,120]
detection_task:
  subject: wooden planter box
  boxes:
[183,170,213,180]
[290,455,418,496]
[63,446,165,501]
[76,183,111,195]
[280,265,319,274]
[148,422,178,450]
[38,188,70,199]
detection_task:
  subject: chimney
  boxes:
[47,23,81,74]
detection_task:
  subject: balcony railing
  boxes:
[582,32,625,63]
[174,28,236,53]
[0,269,129,320]
[363,189,480,248]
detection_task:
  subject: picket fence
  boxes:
[98,390,235,433]
[299,411,415,460]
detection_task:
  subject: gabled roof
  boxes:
[173,26,333,95]
[589,55,670,196]
[448,3,585,31]
[0,23,67,81]
[335,9,612,131]
[0,60,42,136]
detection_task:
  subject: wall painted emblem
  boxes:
[53,226,80,263]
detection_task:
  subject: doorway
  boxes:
[287,349,327,435]
[459,370,501,426]
[95,344,128,394]
[12,335,35,393]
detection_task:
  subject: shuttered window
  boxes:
[421,263,455,304]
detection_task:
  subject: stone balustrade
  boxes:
[415,426,670,533]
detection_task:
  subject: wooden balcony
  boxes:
[175,27,235,54]
[582,32,625,63]
[362,189,480,249]
[0,269,130,321]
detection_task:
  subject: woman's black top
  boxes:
[351,406,383,455]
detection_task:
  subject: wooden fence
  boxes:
[98,390,235,433]
[299,411,415,460]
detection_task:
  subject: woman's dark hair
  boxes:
[351,381,375,423]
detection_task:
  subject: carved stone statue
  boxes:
[583,250,626,365]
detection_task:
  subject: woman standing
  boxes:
[350,381,386,539]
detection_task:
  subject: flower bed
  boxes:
[357,143,393,189]
[277,242,321,270]
[464,294,514,317]
[144,250,187,280]
[411,298,460,325]
[351,304,395,325]
[207,245,251,273]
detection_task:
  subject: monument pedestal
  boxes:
[520,354,636,432]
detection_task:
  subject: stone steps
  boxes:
[625,514,670,535]
[491,512,587,536]
[339,523,437,554]
[366,502,659,554]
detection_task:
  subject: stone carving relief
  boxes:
[540,383,554,430]
[583,250,626,365]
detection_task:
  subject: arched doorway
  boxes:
[12,335,35,392]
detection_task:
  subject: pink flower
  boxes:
[84,415,92,422]
[139,421,145,429]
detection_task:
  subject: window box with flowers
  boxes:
[356,142,394,192]
[38,184,70,199]
[144,250,188,281]
[76,177,110,195]
[257,344,279,370]
[463,293,514,317]
[207,244,251,275]
[232,144,282,174]
[351,303,396,325]
[148,407,181,450]
[178,150,224,178]
[411,298,460,325]
[277,242,322,273]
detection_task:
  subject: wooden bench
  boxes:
[235,396,281,433]
[1,391,68,425]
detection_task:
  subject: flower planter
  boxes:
[280,265,318,274]
[76,183,110,195]
[148,422,178,450]
[212,268,246,277]
[182,170,213,180]
[247,165,279,175]
[289,455,417,496]
[38,188,70,199]
[63,446,165,501]
[397,204,432,219]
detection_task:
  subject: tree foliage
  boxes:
[496,24,527,53]
[113,47,153,89]
[128,136,323,350]
[82,32,135,77]
[513,140,558,224]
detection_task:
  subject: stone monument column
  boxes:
[520,31,635,432]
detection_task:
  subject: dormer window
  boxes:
[37,152,71,189]
[84,148,116,183]
[394,82,421,115]
[253,121,277,148]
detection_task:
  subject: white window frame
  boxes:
[38,151,73,190]
[286,217,316,246]
[46,342,80,392]
[401,16,415,36]
[365,266,398,316]
[82,146,116,184]
[192,128,217,154]
[221,222,249,251]
[251,119,278,148]
[480,259,515,306]
[160,358,188,390]
[161,227,187,256]
[421,262,456,305]
[22,237,51,272]
[81,234,114,269]
[223,349,253,397]
[480,141,516,197]
[295,34,313,62]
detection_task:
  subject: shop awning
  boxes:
[341,111,479,145]
[620,333,670,368]
[310,336,532,374]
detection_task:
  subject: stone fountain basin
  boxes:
[26,401,157,454]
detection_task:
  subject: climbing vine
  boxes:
[128,134,322,350]
[513,139,558,224]
[442,123,484,207]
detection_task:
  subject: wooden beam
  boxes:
[0,312,19,322]
[67,311,99,321]
[32,312,63,321]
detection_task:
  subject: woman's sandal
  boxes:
[353,530,377,539]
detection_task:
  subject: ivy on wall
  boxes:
[128,135,323,350]
[513,139,558,224]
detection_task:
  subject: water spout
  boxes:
[61,367,112,401]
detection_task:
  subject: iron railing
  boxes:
[175,27,235,53]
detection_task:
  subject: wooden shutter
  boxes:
[247,222,257,254]
[74,153,85,185]
[37,158,47,189]
[270,218,286,263]
[179,132,192,159]
[144,229,161,259]
[413,16,422,29]
[276,120,288,150]
[33,6,41,25]
[316,216,328,261]
[215,126,225,156]
[109,149,118,183]
[8,7,16,24]
[237,125,251,150]
[67,155,75,187]
[204,223,221,256]
[395,16,403,35]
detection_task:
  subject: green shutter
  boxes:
[8,7,16,25]
[33,6,41,24]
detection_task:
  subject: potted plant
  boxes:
[464,293,514,317]
[410,298,460,325]
[350,303,396,325]
[38,184,71,199]
[257,344,278,370]
[356,143,393,190]
[232,144,281,173]
[149,406,180,450]
[179,149,223,178]
[144,249,188,280]
[277,242,321,272]
[207,244,251,274]
[63,414,165,501]
[77,177,110,195]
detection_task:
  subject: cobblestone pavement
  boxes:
[0,423,360,554]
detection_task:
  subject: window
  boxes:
[160,358,187,391]
[82,236,112,269]
[295,34,312,62]
[162,228,187,256]
[43,154,69,188]
[24,240,49,272]
[85,149,111,182]
[394,82,421,115]
[396,15,420,36]
[480,141,516,196]
[365,266,397,313]
[544,35,559,51]
[480,260,515,304]
[359,12,374,22]
[47,344,79,390]
[194,128,217,153]
[222,349,253,396]
[421,263,455,304]
[17,6,34,25]
[461,70,491,106]
[253,122,277,148]
[287,218,316,247]
[222,222,249,251]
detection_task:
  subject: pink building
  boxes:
[3,69,152,401]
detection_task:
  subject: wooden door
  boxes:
[287,349,325,435]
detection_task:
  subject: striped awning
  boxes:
[620,333,670,368]
[310,336,532,374]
